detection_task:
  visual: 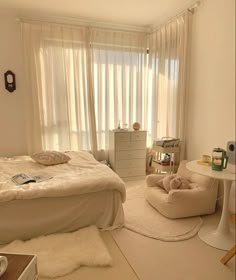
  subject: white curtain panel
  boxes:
[148,12,191,155]
[21,23,96,153]
[21,13,191,155]
[21,23,44,154]
[90,29,148,150]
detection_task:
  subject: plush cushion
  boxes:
[31,151,71,166]
[158,174,191,193]
[158,174,175,192]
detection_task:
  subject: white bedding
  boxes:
[0,190,124,244]
[0,151,126,203]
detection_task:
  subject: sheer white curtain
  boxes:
[22,22,96,153]
[21,14,191,155]
[22,22,148,153]
[147,12,191,154]
[90,29,148,150]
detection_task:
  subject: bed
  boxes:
[0,151,126,244]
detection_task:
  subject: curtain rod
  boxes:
[15,0,201,34]
[151,0,201,32]
[15,14,150,34]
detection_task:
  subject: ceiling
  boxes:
[0,0,198,27]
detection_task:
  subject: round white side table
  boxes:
[186,160,236,251]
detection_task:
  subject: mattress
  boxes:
[0,151,126,244]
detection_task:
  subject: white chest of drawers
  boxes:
[109,130,147,180]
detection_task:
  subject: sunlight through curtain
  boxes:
[148,12,191,157]
[22,23,96,153]
[90,29,148,149]
[21,12,191,156]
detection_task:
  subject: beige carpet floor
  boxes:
[112,209,235,280]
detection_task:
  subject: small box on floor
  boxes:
[0,253,37,280]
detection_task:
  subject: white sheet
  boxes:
[0,190,124,244]
[0,151,126,244]
[0,151,126,203]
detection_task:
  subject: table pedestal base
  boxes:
[198,224,235,251]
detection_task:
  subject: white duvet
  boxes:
[0,151,126,203]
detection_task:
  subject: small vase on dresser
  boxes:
[109,130,147,181]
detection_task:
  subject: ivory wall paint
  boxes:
[186,0,235,159]
[0,11,28,157]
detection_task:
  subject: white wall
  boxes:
[186,0,235,159]
[0,10,28,157]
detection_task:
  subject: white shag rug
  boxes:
[2,225,112,278]
[124,186,202,241]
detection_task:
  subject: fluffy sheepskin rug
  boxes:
[2,226,112,278]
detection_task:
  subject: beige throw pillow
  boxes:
[158,174,191,193]
[31,151,71,166]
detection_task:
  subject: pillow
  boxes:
[170,176,191,190]
[158,174,175,192]
[158,175,191,193]
[31,151,71,166]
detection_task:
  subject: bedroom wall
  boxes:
[0,10,28,157]
[186,0,235,208]
[186,0,235,159]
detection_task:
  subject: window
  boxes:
[39,41,92,151]
[39,43,179,151]
[26,21,187,154]
[92,47,148,149]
